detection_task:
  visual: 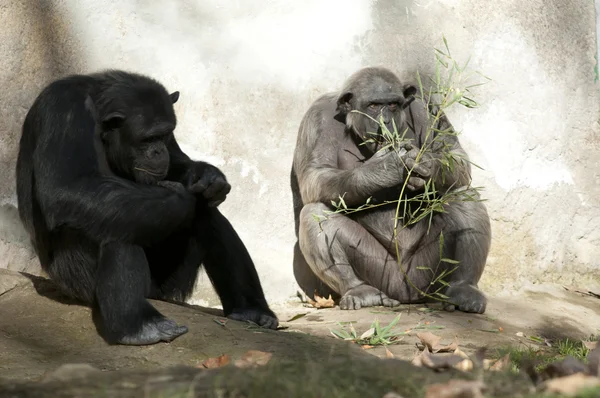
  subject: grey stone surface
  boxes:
[0,1,598,305]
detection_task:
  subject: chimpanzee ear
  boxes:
[101,112,126,131]
[403,84,417,99]
[335,92,353,115]
[170,91,180,104]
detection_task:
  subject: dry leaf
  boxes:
[583,341,598,351]
[234,350,273,368]
[200,354,231,369]
[454,348,470,360]
[412,349,465,371]
[417,332,458,353]
[285,313,307,322]
[425,379,485,398]
[382,393,405,398]
[361,345,374,350]
[454,359,473,372]
[307,293,335,309]
[385,346,394,359]
[489,354,511,372]
[543,373,600,396]
[516,332,524,337]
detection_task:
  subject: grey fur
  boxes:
[291,67,491,313]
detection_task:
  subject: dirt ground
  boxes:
[273,283,600,362]
[0,268,598,396]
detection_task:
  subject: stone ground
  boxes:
[0,268,598,396]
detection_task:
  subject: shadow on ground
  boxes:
[0,269,597,397]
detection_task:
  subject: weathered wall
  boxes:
[1,0,598,306]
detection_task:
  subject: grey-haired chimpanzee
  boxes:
[291,67,491,313]
[16,70,278,345]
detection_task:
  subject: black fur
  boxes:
[16,70,278,345]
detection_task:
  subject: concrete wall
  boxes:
[1,0,599,306]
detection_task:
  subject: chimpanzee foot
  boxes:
[117,317,188,345]
[443,283,487,314]
[340,285,400,310]
[228,308,279,330]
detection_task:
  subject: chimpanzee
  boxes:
[291,67,491,313]
[16,70,278,345]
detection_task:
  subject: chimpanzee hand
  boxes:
[379,143,428,192]
[187,162,232,207]
[406,150,441,182]
[157,180,187,195]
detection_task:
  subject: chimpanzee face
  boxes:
[99,91,180,184]
[336,68,417,154]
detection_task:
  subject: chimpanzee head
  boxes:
[335,67,417,153]
[92,71,180,184]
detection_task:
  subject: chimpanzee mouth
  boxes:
[134,167,165,176]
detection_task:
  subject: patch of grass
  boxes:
[330,315,406,346]
[493,336,597,373]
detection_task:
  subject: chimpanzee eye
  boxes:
[368,104,378,110]
[388,103,398,111]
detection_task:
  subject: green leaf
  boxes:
[441,258,460,264]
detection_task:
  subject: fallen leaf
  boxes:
[516,332,524,337]
[412,349,465,371]
[454,348,470,360]
[213,318,228,327]
[234,350,272,368]
[200,354,231,369]
[583,340,598,351]
[498,327,503,332]
[454,359,473,372]
[425,379,485,398]
[285,313,308,322]
[307,293,335,309]
[382,392,405,398]
[385,346,394,358]
[416,332,458,353]
[361,345,374,350]
[543,373,600,396]
[489,354,511,372]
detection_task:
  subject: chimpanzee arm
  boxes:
[28,105,195,245]
[35,174,195,245]
[293,101,427,207]
[415,102,473,190]
[166,139,231,207]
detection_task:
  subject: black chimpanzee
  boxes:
[16,70,278,345]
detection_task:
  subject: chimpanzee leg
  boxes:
[293,241,340,301]
[298,203,406,310]
[96,241,188,345]
[193,206,278,329]
[146,231,201,303]
[432,199,491,314]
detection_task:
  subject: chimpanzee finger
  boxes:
[407,176,426,191]
[405,158,430,177]
[202,178,229,200]
[401,142,415,151]
[188,179,208,194]
[208,199,225,208]
[205,184,230,206]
